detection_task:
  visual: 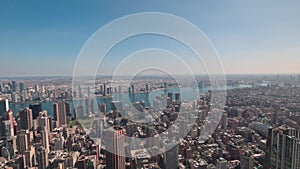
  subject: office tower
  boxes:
[41,84,45,94]
[216,158,227,169]
[53,102,67,127]
[0,99,9,115]
[11,81,17,92]
[19,82,24,93]
[24,146,36,167]
[111,101,122,111]
[17,131,29,154]
[98,103,106,114]
[241,152,254,169]
[118,86,122,93]
[0,120,13,139]
[85,98,91,115]
[41,127,50,153]
[65,102,71,117]
[85,98,95,115]
[100,84,103,93]
[111,101,122,118]
[39,115,51,133]
[15,155,25,169]
[19,108,33,130]
[198,81,203,88]
[104,127,126,169]
[272,111,279,125]
[103,84,106,96]
[175,93,180,101]
[34,84,39,92]
[87,86,91,97]
[164,140,179,169]
[7,110,14,137]
[107,87,110,95]
[37,147,49,169]
[167,93,173,100]
[145,83,149,92]
[265,126,300,169]
[78,85,82,98]
[29,103,42,119]
[74,105,84,119]
[221,112,228,130]
[11,92,18,103]
[164,82,167,89]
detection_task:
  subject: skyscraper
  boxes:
[53,102,67,127]
[17,130,29,155]
[11,81,17,92]
[29,103,42,119]
[19,108,33,130]
[0,99,9,115]
[98,103,106,114]
[265,126,300,169]
[164,139,179,169]
[65,101,71,117]
[7,109,14,137]
[40,127,50,153]
[0,120,13,139]
[216,157,227,169]
[104,127,126,169]
[19,82,24,93]
[37,147,49,169]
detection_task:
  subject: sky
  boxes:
[0,1,299,76]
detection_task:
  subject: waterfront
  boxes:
[9,85,250,116]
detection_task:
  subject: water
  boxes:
[9,85,250,116]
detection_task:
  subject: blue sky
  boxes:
[0,1,299,76]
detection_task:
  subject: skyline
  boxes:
[1,1,300,76]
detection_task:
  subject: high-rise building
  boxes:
[11,81,17,92]
[216,157,227,169]
[74,105,84,119]
[0,99,9,115]
[29,103,42,119]
[65,102,71,117]
[240,151,254,169]
[39,115,51,133]
[19,82,24,93]
[145,83,149,92]
[24,146,36,167]
[19,108,33,130]
[40,127,50,153]
[104,127,126,169]
[131,84,134,93]
[17,131,29,155]
[37,147,49,169]
[53,102,67,127]
[265,126,300,169]
[34,84,39,92]
[0,120,13,139]
[111,101,122,111]
[98,103,106,114]
[7,110,14,137]
[167,93,173,100]
[164,139,178,169]
[221,112,228,130]
[103,84,106,96]
[175,93,180,101]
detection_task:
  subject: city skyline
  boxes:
[0,1,300,76]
